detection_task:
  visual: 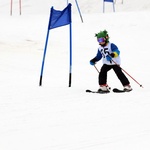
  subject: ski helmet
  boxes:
[95,30,109,43]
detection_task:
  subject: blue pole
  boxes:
[74,0,83,22]
[69,22,72,87]
[39,29,50,86]
[113,1,115,12]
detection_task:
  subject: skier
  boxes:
[90,30,132,93]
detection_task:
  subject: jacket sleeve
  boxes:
[93,49,102,61]
[90,49,102,64]
[111,43,120,58]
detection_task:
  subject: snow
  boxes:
[0,0,150,150]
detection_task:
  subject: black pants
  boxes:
[99,64,130,86]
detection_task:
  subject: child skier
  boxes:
[90,30,132,93]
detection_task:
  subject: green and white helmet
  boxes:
[95,30,109,43]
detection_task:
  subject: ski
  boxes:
[113,88,132,93]
[86,88,132,94]
[112,88,126,93]
[86,89,110,94]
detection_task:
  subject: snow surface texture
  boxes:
[0,0,150,150]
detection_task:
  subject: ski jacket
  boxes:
[94,42,121,65]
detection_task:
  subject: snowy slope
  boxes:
[0,0,150,150]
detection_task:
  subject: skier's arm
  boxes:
[110,43,120,58]
[90,50,102,65]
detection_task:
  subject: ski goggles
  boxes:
[97,37,105,43]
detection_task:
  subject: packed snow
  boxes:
[0,0,150,150]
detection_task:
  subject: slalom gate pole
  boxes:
[111,59,143,88]
[74,0,83,22]
[67,0,83,22]
[10,0,13,15]
[39,29,50,86]
[10,0,22,15]
[68,22,72,87]
[19,0,21,15]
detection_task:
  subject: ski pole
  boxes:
[110,59,143,88]
[94,65,99,73]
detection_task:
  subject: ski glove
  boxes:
[90,61,95,65]
[106,55,112,61]
[110,51,119,58]
[110,53,115,58]
[90,58,97,65]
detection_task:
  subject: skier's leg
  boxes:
[99,64,112,86]
[113,65,132,91]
